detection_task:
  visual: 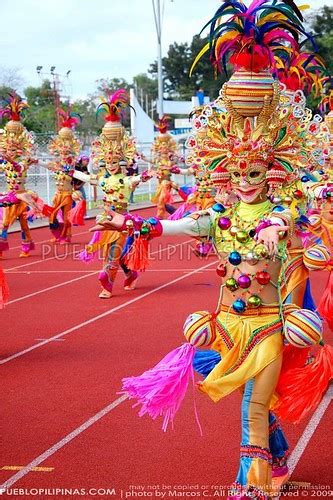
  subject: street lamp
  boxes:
[152,0,163,117]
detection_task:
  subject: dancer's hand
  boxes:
[257,225,289,257]
[90,211,125,232]
[147,168,156,178]
[16,192,40,212]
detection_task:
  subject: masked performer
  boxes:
[93,2,333,498]
[0,93,46,257]
[78,89,153,298]
[45,108,83,243]
[148,115,185,219]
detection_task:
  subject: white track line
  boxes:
[0,394,128,491]
[288,385,333,475]
[7,228,90,252]
[8,268,216,274]
[4,249,79,272]
[7,272,98,305]
[4,235,194,272]
[0,259,218,365]
[5,240,192,305]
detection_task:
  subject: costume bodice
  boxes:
[99,172,132,211]
[0,159,28,192]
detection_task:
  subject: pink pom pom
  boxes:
[120,344,200,432]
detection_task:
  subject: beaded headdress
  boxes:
[0,93,34,160]
[92,90,136,171]
[0,93,36,193]
[48,106,82,169]
[186,0,329,194]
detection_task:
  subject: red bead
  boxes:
[294,189,303,200]
[256,270,271,285]
[216,264,227,277]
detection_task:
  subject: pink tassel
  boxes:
[79,231,101,263]
[317,269,333,330]
[68,200,86,226]
[120,344,197,432]
[274,345,333,423]
[168,203,194,221]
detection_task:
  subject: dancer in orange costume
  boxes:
[0,93,47,258]
[43,107,83,244]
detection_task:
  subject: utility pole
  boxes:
[36,66,71,133]
[152,0,164,117]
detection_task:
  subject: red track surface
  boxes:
[1,207,333,499]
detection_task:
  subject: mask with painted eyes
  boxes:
[229,163,267,186]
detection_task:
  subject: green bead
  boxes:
[236,230,249,244]
[247,295,262,308]
[140,226,150,235]
[225,278,238,291]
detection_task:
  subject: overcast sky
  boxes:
[1,0,332,100]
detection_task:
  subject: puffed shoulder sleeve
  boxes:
[160,211,212,237]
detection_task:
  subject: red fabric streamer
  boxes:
[0,267,9,309]
[42,204,54,217]
[274,345,333,423]
[68,200,86,226]
[125,237,150,272]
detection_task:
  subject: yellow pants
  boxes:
[200,306,284,496]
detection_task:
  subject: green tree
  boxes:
[309,6,333,75]
[23,80,58,133]
[95,77,130,95]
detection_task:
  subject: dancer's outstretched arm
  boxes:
[91,210,211,238]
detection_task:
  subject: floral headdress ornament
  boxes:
[155,115,172,134]
[190,0,315,77]
[0,93,28,122]
[96,89,132,123]
[57,106,82,130]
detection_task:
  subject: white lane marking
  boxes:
[7,268,216,274]
[5,241,192,304]
[6,229,90,252]
[288,385,333,475]
[0,259,218,365]
[4,234,195,272]
[4,249,79,272]
[0,395,128,490]
[35,339,65,342]
[7,272,97,305]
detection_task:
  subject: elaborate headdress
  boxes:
[97,89,131,141]
[186,87,329,197]
[0,92,29,135]
[0,93,35,165]
[275,52,327,97]
[92,89,136,170]
[191,0,315,119]
[321,90,333,135]
[155,115,171,134]
[57,106,81,136]
[48,106,81,168]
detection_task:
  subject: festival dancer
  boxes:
[0,93,46,257]
[79,89,153,298]
[93,2,333,497]
[149,115,185,219]
[45,108,83,243]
